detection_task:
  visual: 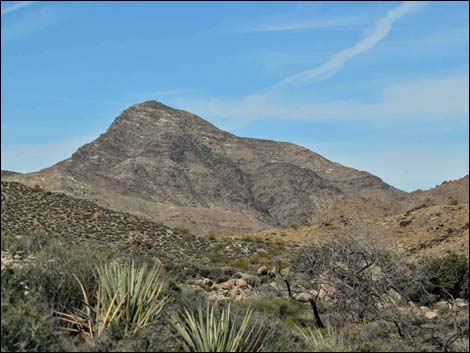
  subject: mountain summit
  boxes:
[6,100,406,233]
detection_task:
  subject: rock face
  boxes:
[5,100,406,233]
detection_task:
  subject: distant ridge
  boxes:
[1,170,21,179]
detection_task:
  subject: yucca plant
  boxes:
[296,323,349,352]
[170,303,268,352]
[55,260,168,339]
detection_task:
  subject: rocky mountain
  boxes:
[4,100,406,233]
[404,175,469,211]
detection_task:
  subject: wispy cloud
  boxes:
[170,74,469,130]
[1,1,36,16]
[1,2,62,45]
[238,16,363,33]
[274,1,422,87]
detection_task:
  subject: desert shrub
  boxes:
[71,321,178,352]
[26,241,100,311]
[229,259,250,271]
[208,252,230,264]
[175,226,191,235]
[1,231,49,255]
[56,261,169,339]
[170,303,269,352]
[1,269,64,352]
[0,232,101,311]
[291,224,299,230]
[246,297,303,321]
[461,265,469,299]
[408,253,469,304]
[31,184,43,192]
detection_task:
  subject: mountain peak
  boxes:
[111,100,223,137]
[131,100,175,110]
[8,100,407,233]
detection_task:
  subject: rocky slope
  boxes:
[1,181,211,263]
[3,100,406,233]
[404,175,469,211]
[0,180,298,269]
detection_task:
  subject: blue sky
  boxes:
[1,1,468,191]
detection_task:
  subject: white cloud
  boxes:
[274,1,421,86]
[1,1,36,16]
[170,74,469,130]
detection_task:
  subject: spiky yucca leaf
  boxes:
[56,260,168,338]
[296,324,349,352]
[171,303,268,352]
[95,260,169,335]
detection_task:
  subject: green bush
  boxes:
[31,184,43,193]
[425,253,469,300]
[1,269,63,352]
[407,253,470,304]
[26,241,100,311]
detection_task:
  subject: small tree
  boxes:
[279,232,418,336]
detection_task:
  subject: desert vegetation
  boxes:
[2,227,468,352]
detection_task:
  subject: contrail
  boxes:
[1,1,37,16]
[273,1,421,88]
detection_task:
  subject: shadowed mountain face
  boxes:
[6,101,407,233]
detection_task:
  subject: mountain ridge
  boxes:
[3,100,408,233]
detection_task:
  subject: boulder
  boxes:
[420,306,439,319]
[435,301,450,312]
[294,292,313,303]
[229,287,240,299]
[318,287,328,300]
[235,278,248,289]
[218,279,237,291]
[424,309,439,320]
